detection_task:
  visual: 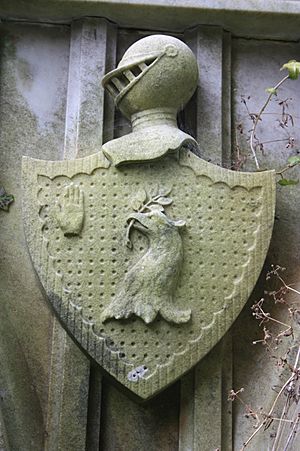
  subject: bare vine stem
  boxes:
[283,407,300,450]
[276,274,300,296]
[250,75,290,170]
[241,373,295,450]
[230,265,300,450]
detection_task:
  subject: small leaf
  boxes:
[173,219,186,228]
[136,188,147,203]
[281,60,300,80]
[148,184,159,197]
[266,87,277,95]
[278,178,299,186]
[130,199,141,211]
[130,189,147,211]
[156,196,172,206]
[288,155,300,166]
[159,185,172,197]
[0,187,14,211]
[148,204,164,212]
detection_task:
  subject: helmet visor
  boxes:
[102,52,162,106]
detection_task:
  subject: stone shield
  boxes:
[22,149,275,399]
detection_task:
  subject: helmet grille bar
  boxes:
[106,83,119,97]
[131,65,143,77]
[138,62,147,71]
[124,70,135,82]
[111,77,125,92]
[103,56,160,102]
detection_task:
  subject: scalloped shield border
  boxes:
[22,150,275,399]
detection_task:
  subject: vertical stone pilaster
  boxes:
[45,323,90,451]
[185,26,232,167]
[45,18,117,450]
[64,18,117,160]
[179,26,233,451]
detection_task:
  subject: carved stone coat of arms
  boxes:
[22,35,275,399]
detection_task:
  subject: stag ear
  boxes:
[173,219,186,228]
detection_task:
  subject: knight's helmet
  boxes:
[101,35,199,165]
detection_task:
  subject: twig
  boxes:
[125,193,162,248]
[276,275,300,296]
[241,374,295,450]
[272,345,300,450]
[249,75,289,170]
[283,408,300,451]
[125,187,172,248]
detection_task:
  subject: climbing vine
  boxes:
[234,60,300,185]
[229,60,300,450]
[229,267,300,450]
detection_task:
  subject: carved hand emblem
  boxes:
[56,184,84,236]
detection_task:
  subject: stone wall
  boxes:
[0,2,299,450]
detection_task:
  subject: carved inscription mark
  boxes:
[127,365,149,382]
[101,188,191,324]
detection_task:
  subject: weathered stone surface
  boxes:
[179,25,233,451]
[0,22,69,449]
[1,1,300,41]
[0,416,7,451]
[232,37,300,451]
[22,147,275,399]
[100,378,180,450]
[3,6,298,448]
[64,18,117,159]
[22,34,275,400]
[45,18,117,450]
[102,35,199,165]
